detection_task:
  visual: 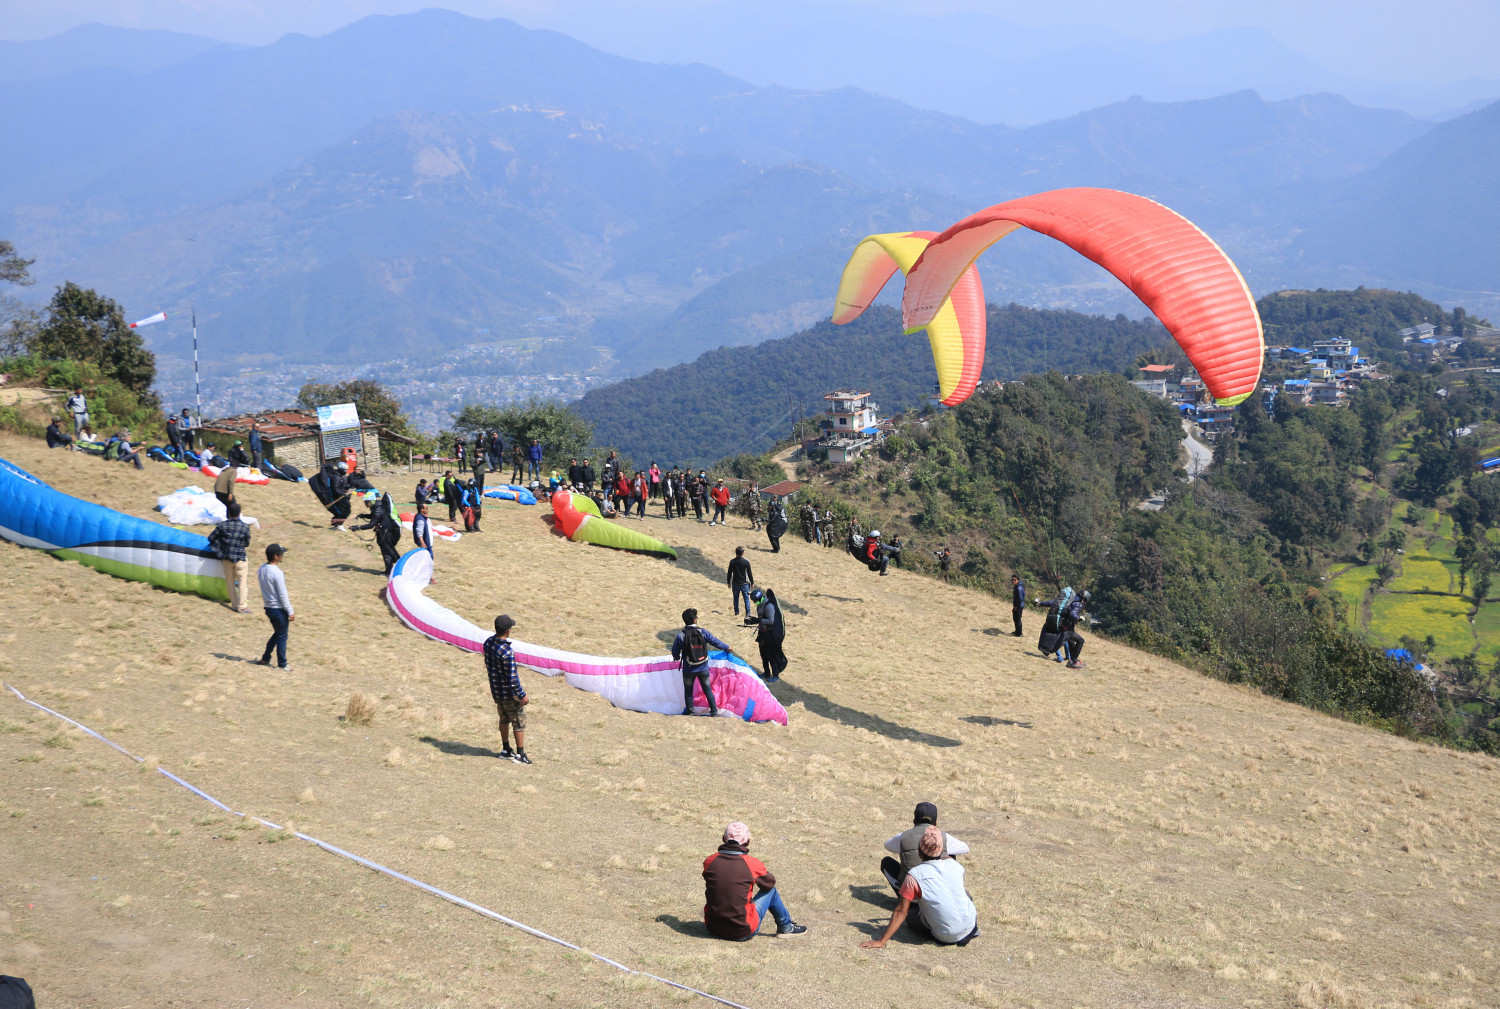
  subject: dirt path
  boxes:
[770,443,799,481]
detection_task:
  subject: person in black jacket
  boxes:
[351,492,403,575]
[471,450,488,498]
[746,587,787,681]
[45,418,73,449]
[727,546,754,615]
[1011,574,1026,637]
[580,457,596,492]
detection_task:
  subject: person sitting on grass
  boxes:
[860,826,978,949]
[672,608,729,717]
[45,417,73,449]
[484,614,530,764]
[878,802,970,893]
[702,821,807,940]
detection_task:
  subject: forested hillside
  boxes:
[765,290,1500,754]
[577,304,1171,464]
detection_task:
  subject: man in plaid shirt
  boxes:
[484,614,530,764]
[207,501,253,613]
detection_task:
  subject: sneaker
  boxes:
[251,657,271,667]
[682,706,693,716]
[511,751,532,765]
[776,922,808,937]
[1011,631,1022,637]
[498,747,515,761]
[1067,661,1087,669]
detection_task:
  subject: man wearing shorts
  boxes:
[484,614,530,764]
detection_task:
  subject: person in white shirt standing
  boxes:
[254,543,294,670]
[861,825,979,948]
[66,388,89,434]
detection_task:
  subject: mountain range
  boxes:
[2,9,1497,387]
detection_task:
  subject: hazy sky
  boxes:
[3,0,1499,83]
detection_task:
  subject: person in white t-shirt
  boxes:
[860,826,978,948]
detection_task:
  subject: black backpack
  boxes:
[682,625,709,666]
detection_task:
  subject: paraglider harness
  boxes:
[460,480,482,532]
[351,492,403,573]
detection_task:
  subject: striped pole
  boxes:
[192,306,201,415]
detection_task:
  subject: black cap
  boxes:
[493,614,515,634]
[265,543,287,560]
[913,802,938,825]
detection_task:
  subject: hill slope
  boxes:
[576,305,1173,465]
[1,434,1495,1008]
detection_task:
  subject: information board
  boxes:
[316,402,360,432]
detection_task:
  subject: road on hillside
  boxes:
[1140,420,1213,511]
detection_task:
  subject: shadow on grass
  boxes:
[671,545,727,585]
[846,917,928,944]
[809,592,863,604]
[768,681,960,748]
[976,627,1004,637]
[961,715,1033,729]
[656,914,712,939]
[211,652,256,664]
[849,883,896,911]
[417,736,507,759]
[326,563,384,576]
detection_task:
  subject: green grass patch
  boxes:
[1388,555,1455,594]
[1469,603,1500,663]
[1436,514,1455,539]
[1369,592,1474,659]
[1429,537,1456,559]
[1329,565,1376,631]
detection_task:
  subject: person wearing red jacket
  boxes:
[709,479,731,526]
[702,822,807,940]
[614,472,631,515]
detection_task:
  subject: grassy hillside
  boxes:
[1,433,1497,1008]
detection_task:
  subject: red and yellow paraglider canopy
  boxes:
[902,187,1264,406]
[833,232,986,407]
[834,188,1265,408]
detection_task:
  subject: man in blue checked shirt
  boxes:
[484,614,530,764]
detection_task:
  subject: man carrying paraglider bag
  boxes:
[308,459,353,529]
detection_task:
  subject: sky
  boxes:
[2,1,1498,124]
[1,0,1498,81]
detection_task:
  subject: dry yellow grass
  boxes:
[0,432,1497,1009]
[345,691,378,726]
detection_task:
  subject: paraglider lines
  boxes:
[3,682,755,1009]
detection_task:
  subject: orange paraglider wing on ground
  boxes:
[901,188,1263,406]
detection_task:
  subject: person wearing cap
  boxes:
[861,825,978,948]
[254,543,294,670]
[484,614,530,764]
[879,802,971,892]
[227,439,251,468]
[709,479,730,526]
[745,587,787,681]
[702,822,807,940]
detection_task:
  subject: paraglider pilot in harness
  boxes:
[350,492,403,576]
[744,587,787,681]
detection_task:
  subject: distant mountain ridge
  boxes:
[2,9,1496,383]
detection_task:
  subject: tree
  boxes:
[1473,548,1494,611]
[449,398,594,466]
[29,282,155,396]
[297,380,419,463]
[0,240,32,285]
[0,239,37,357]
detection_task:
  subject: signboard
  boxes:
[320,427,363,463]
[316,403,360,432]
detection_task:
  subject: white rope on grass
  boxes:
[4,682,753,1009]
